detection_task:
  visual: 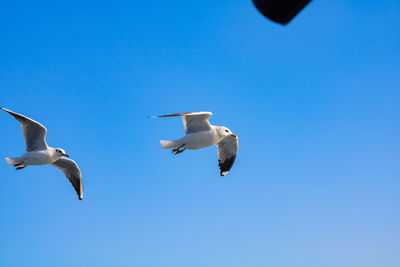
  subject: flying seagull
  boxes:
[150,112,238,176]
[1,107,83,200]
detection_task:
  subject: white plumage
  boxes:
[151,111,239,176]
[2,107,83,200]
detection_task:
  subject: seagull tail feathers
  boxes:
[5,157,21,166]
[160,140,179,149]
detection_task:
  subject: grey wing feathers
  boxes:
[217,135,238,176]
[151,112,213,134]
[51,158,83,200]
[1,107,48,151]
[149,112,207,118]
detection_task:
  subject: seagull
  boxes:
[1,107,83,200]
[150,112,238,176]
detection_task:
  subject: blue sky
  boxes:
[1,1,399,266]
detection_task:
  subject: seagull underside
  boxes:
[153,111,239,176]
[2,107,84,200]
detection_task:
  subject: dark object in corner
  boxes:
[252,0,312,25]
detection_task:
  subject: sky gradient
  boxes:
[1,1,400,266]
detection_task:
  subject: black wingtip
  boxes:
[218,157,236,177]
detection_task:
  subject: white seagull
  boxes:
[2,107,83,200]
[151,112,239,176]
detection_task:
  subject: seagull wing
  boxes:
[217,135,238,176]
[51,158,83,200]
[151,112,213,134]
[2,107,48,152]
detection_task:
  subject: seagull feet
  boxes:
[172,148,185,155]
[13,162,24,167]
[14,162,26,170]
[171,144,186,155]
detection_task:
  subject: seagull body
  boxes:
[2,107,83,200]
[7,149,61,166]
[151,112,239,176]
[164,129,221,150]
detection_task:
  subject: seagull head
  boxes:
[55,148,69,158]
[217,126,237,139]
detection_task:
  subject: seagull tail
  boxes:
[5,157,21,166]
[160,140,180,149]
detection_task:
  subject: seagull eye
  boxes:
[225,130,229,133]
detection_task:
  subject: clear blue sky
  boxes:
[1,1,399,266]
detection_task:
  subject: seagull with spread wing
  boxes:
[2,107,83,200]
[150,112,239,176]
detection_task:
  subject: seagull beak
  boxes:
[63,153,69,157]
[230,134,237,138]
